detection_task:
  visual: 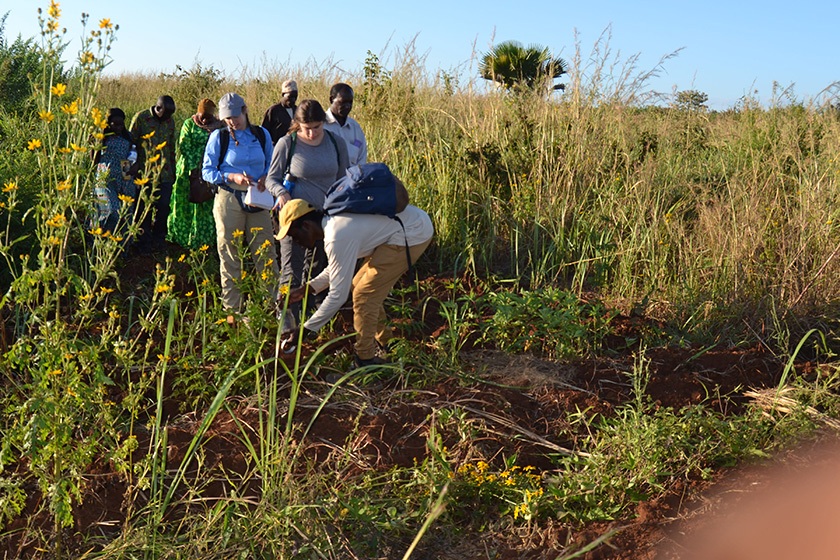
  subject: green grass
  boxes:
[2,4,840,559]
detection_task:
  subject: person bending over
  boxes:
[277,184,433,367]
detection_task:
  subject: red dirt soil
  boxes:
[2,265,836,559]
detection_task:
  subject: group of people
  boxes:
[92,80,433,367]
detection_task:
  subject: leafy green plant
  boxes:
[481,286,614,358]
[549,402,776,523]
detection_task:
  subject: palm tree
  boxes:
[479,41,567,92]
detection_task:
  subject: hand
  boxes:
[279,332,296,354]
[228,172,251,187]
[272,190,291,211]
[256,176,267,192]
[289,285,308,304]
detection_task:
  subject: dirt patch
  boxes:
[2,266,834,559]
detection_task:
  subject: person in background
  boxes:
[129,95,177,253]
[92,108,138,235]
[324,83,367,166]
[168,98,224,249]
[262,79,298,144]
[277,183,433,367]
[266,99,349,329]
[202,92,279,325]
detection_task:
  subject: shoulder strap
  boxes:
[285,132,297,176]
[325,130,341,168]
[217,129,230,169]
[249,124,267,152]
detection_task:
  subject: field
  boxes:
[2,5,840,559]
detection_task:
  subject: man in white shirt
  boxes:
[277,189,433,367]
[324,83,368,166]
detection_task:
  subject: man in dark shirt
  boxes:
[261,80,298,144]
[129,95,176,253]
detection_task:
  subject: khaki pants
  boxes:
[213,189,279,311]
[352,238,432,360]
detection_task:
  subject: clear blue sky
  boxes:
[3,0,838,109]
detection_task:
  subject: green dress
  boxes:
[167,117,217,248]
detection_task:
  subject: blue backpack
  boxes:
[323,163,404,217]
[323,162,413,271]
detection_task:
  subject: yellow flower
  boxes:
[46,20,59,32]
[93,132,104,140]
[98,18,112,29]
[118,194,134,204]
[261,271,269,281]
[88,226,104,236]
[79,293,93,300]
[47,1,60,18]
[51,83,67,97]
[134,177,150,186]
[46,214,66,228]
[154,141,167,151]
[28,139,42,151]
[49,368,62,376]
[155,284,172,293]
[240,271,247,280]
[232,229,244,239]
[38,110,55,123]
[71,142,86,152]
[250,227,264,233]
[67,387,78,397]
[99,286,114,294]
[109,309,120,319]
[80,51,95,65]
[91,107,102,121]
[279,284,290,296]
[199,244,209,252]
[47,235,61,246]
[58,147,72,154]
[185,291,194,297]
[147,154,160,163]
[60,99,80,115]
[0,202,5,210]
[201,279,209,286]
[2,181,17,193]
[177,253,186,263]
[141,131,155,140]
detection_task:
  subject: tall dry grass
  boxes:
[98,42,840,345]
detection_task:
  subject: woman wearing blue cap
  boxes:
[202,92,279,324]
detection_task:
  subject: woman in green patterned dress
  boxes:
[167,98,224,248]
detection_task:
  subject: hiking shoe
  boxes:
[354,354,390,368]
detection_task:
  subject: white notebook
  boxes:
[244,184,275,210]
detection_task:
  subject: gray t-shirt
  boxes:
[266,131,350,208]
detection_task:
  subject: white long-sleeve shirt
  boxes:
[324,110,367,166]
[303,205,434,331]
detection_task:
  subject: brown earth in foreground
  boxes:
[3,262,837,559]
